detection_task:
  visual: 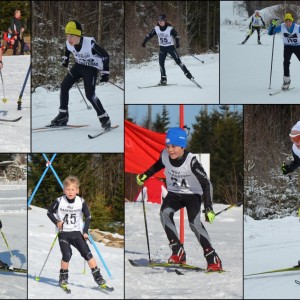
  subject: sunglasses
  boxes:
[289,134,300,143]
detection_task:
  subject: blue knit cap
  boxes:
[166,127,187,148]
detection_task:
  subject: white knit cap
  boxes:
[291,121,300,134]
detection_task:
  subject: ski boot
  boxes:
[204,248,223,272]
[258,40,261,45]
[99,113,111,129]
[168,240,186,264]
[51,110,69,126]
[181,64,194,80]
[282,76,291,90]
[0,260,9,270]
[160,75,167,86]
[92,266,106,286]
[59,269,69,285]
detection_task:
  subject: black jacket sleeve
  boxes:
[190,157,212,209]
[91,40,110,73]
[47,199,60,226]
[82,200,91,234]
[286,150,300,173]
[171,28,179,46]
[144,152,165,178]
[143,28,157,44]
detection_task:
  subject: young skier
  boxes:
[241,10,266,44]
[282,121,300,175]
[268,13,300,90]
[136,127,223,271]
[47,176,106,288]
[50,20,111,129]
[141,14,194,85]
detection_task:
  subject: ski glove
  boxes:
[281,162,292,175]
[176,42,180,48]
[61,56,69,68]
[203,206,216,224]
[136,174,147,185]
[272,19,279,26]
[100,74,109,83]
[141,42,146,47]
[0,220,2,229]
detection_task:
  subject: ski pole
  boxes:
[268,29,276,89]
[108,81,124,91]
[0,70,8,103]
[141,185,151,263]
[67,69,92,110]
[0,229,15,266]
[215,202,243,216]
[17,64,31,110]
[189,53,204,63]
[88,233,112,278]
[35,232,59,281]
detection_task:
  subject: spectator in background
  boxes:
[10,9,25,55]
[2,27,15,53]
[135,176,168,204]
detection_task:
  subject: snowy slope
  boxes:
[244,215,300,299]
[0,184,27,299]
[125,202,243,299]
[28,205,124,299]
[0,56,30,152]
[125,53,219,104]
[32,82,124,152]
[220,2,300,103]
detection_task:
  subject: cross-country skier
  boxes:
[47,176,106,288]
[241,10,266,45]
[50,20,111,129]
[141,14,194,86]
[136,127,223,272]
[268,13,300,90]
[282,121,300,175]
[0,220,10,270]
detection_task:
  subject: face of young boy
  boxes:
[66,34,80,46]
[166,144,185,159]
[64,184,79,199]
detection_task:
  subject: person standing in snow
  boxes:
[268,13,300,90]
[241,10,266,45]
[47,176,106,288]
[50,20,111,129]
[282,121,300,175]
[10,9,25,55]
[136,127,223,272]
[141,14,194,86]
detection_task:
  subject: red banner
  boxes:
[125,120,165,177]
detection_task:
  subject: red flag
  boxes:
[125,120,165,177]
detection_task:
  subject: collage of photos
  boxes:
[0,0,299,299]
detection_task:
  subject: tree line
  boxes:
[28,154,124,234]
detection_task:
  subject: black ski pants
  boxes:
[60,63,106,116]
[159,45,188,78]
[58,231,93,263]
[160,192,213,251]
[283,45,300,77]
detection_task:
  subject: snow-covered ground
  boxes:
[0,56,30,152]
[32,82,124,152]
[28,205,124,299]
[125,202,243,299]
[125,53,219,104]
[220,1,300,103]
[0,183,27,299]
[244,215,300,299]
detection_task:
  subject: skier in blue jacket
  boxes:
[268,13,300,90]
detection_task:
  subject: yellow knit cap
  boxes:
[284,13,294,22]
[65,21,82,36]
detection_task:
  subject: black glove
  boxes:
[176,42,180,48]
[61,56,69,68]
[281,162,292,175]
[142,42,146,47]
[0,220,2,229]
[100,74,109,83]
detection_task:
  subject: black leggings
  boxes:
[159,46,188,77]
[60,63,106,116]
[58,231,93,263]
[283,45,300,77]
[160,192,212,250]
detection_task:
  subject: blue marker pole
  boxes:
[28,154,57,206]
[88,233,112,278]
